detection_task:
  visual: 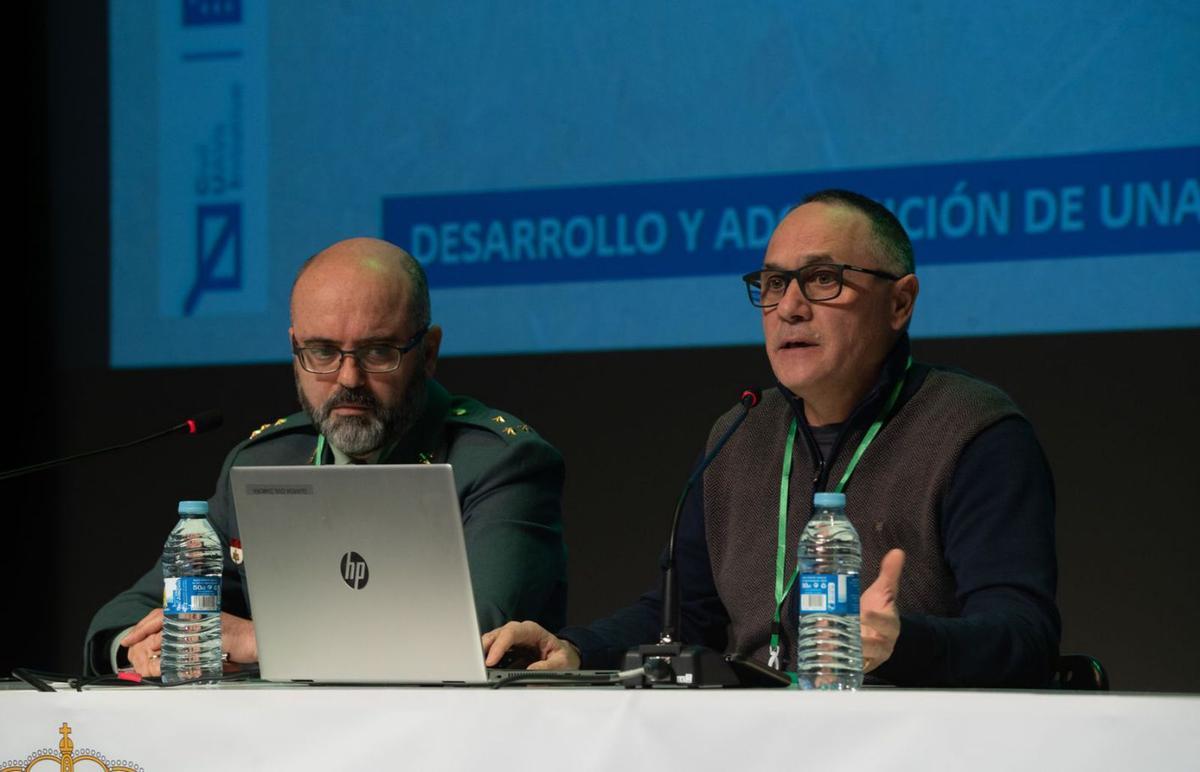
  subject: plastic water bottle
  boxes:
[795,492,863,690]
[160,500,223,683]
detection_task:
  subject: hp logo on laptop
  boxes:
[340,551,369,589]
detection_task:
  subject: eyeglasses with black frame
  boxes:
[742,263,903,307]
[292,325,430,374]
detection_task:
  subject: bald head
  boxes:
[289,237,442,459]
[291,238,430,330]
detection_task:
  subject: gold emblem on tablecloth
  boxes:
[517,424,532,433]
[503,427,517,437]
[491,415,507,423]
[2,723,143,772]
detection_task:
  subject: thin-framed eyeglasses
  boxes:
[742,263,903,307]
[292,325,430,374]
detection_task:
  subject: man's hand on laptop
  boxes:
[482,621,581,670]
[222,612,259,668]
[120,608,259,677]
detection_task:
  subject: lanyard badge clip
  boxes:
[767,625,783,670]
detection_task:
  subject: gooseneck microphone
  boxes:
[624,388,788,688]
[659,389,760,644]
[0,409,224,481]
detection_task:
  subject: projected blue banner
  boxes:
[110,2,1200,366]
[384,147,1200,288]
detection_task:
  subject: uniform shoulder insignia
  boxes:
[490,414,536,440]
[248,416,289,440]
[447,400,536,442]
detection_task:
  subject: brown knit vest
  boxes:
[702,368,1020,667]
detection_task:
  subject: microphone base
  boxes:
[621,643,789,688]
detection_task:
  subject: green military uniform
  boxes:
[84,380,566,675]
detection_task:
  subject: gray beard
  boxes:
[297,374,427,459]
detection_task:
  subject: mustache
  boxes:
[323,387,380,412]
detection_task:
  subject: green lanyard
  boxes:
[766,357,911,669]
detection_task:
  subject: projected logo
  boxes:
[152,1,267,323]
[184,203,243,316]
[340,551,369,590]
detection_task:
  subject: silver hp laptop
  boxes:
[230,464,488,684]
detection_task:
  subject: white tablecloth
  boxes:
[2,686,1197,771]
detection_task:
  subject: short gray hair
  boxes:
[800,189,915,276]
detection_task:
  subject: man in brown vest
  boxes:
[483,190,1059,687]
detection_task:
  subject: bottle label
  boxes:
[798,573,860,615]
[163,576,221,614]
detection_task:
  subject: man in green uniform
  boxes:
[85,238,567,676]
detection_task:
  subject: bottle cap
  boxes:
[813,492,846,508]
[178,500,209,515]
